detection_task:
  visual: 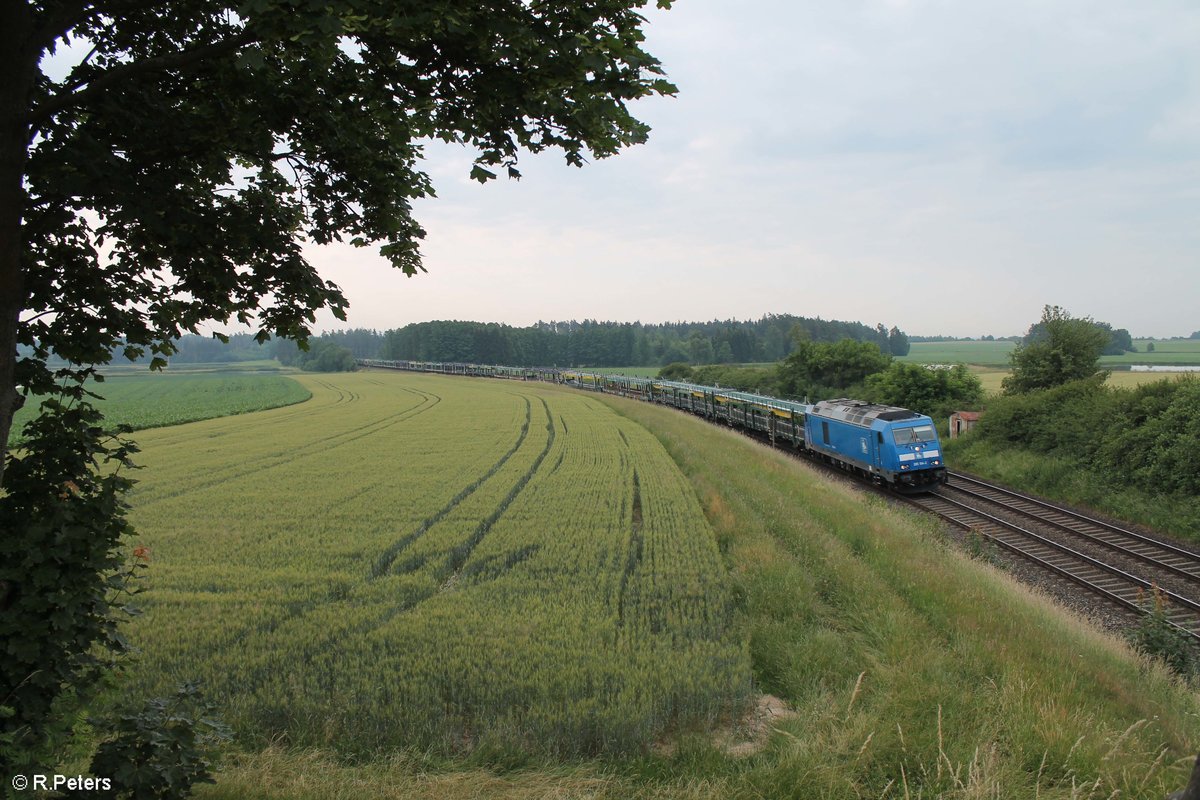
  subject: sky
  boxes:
[54,1,1200,339]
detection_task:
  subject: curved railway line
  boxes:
[903,472,1200,642]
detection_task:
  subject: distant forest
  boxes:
[61,314,912,368]
[308,315,910,367]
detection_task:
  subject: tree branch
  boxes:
[30,0,176,54]
[28,28,257,130]
[29,1,93,53]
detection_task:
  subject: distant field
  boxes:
[904,339,1200,369]
[969,366,1192,395]
[122,372,748,755]
[96,358,293,376]
[1101,339,1200,366]
[901,340,1015,366]
[7,368,310,445]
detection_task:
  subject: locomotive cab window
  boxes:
[892,425,937,445]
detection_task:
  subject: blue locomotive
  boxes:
[558,373,947,493]
[804,399,946,491]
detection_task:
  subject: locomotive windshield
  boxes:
[892,425,937,445]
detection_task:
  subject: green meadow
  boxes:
[7,367,311,446]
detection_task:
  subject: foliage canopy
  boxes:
[777,339,892,399]
[0,0,674,771]
[970,375,1200,497]
[2,0,676,459]
[1002,305,1110,394]
[865,362,984,420]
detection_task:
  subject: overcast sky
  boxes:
[69,1,1200,338]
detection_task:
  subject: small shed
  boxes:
[948,410,982,439]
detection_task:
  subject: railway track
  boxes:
[901,474,1200,641]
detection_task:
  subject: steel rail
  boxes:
[949,471,1199,561]
[905,493,1200,641]
[938,481,1200,585]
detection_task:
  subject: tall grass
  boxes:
[602,395,1199,798]
[182,380,1200,798]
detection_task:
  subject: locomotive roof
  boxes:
[810,398,923,426]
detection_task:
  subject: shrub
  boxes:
[1130,587,1197,680]
[89,682,231,799]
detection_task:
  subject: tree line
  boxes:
[377,314,911,367]
[84,315,912,371]
[660,337,984,423]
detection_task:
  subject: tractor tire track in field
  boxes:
[244,396,556,698]
[131,382,324,448]
[440,397,557,582]
[137,387,441,507]
[336,397,557,688]
[139,381,409,464]
[459,543,542,583]
[616,469,644,629]
[371,396,534,578]
[136,376,348,447]
[220,393,535,671]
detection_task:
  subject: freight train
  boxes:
[359,360,947,493]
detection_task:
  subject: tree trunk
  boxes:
[1169,754,1200,800]
[0,3,37,488]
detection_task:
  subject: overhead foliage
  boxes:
[1,0,678,469]
[0,0,675,770]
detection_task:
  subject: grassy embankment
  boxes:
[201,384,1198,799]
[943,374,1200,540]
[946,431,1200,540]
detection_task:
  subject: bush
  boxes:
[970,375,1200,496]
[656,362,693,381]
[0,392,142,773]
[864,362,983,420]
[1130,587,1197,679]
[90,682,231,799]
